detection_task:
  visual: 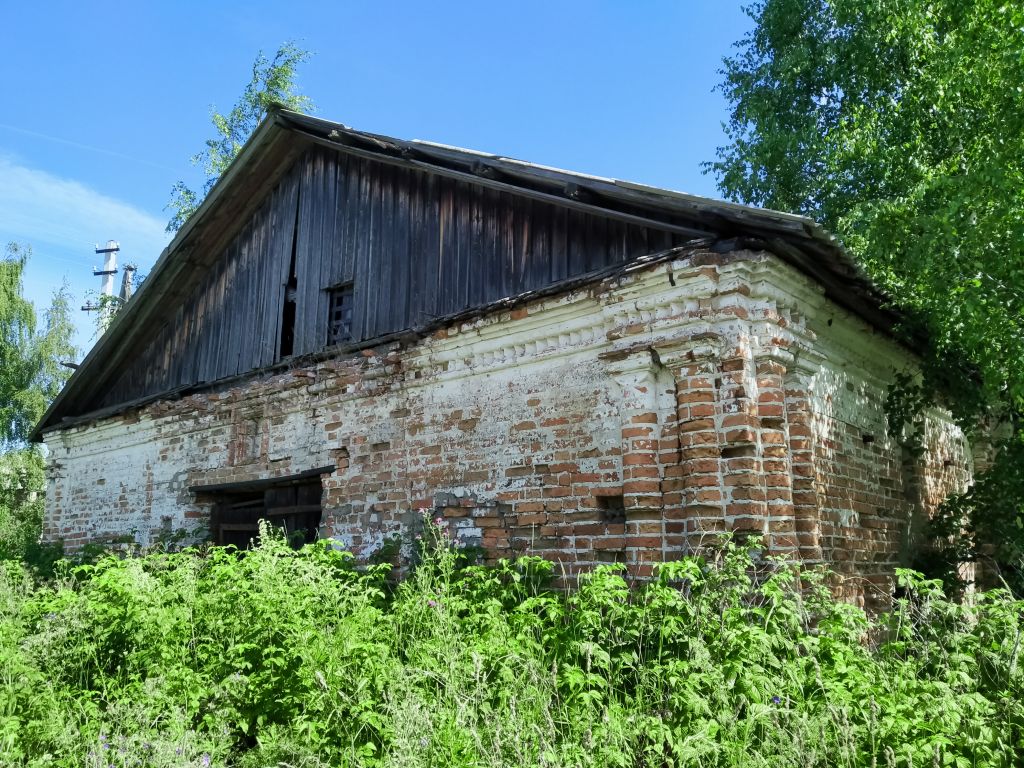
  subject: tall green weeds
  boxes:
[0,524,1021,766]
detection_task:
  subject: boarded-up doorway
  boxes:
[190,465,333,549]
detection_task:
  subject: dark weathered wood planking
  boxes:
[292,154,316,356]
[95,146,692,411]
[266,173,299,365]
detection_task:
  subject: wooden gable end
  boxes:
[92,145,692,412]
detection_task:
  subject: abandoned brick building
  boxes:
[34,109,970,606]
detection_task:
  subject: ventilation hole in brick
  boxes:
[862,433,875,444]
[943,458,954,468]
[596,494,626,525]
[721,445,756,459]
[761,417,785,430]
[731,527,762,547]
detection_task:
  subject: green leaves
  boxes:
[710,0,1024,592]
[711,0,1024,406]
[0,243,75,449]
[0,243,75,572]
[166,43,314,233]
[2,531,1023,765]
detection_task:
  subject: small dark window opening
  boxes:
[209,478,322,549]
[280,287,297,358]
[596,494,626,525]
[327,283,354,346]
[279,200,301,359]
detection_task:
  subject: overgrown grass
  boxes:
[0,523,1021,767]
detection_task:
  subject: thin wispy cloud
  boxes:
[0,156,173,353]
[0,123,180,173]
[0,155,170,265]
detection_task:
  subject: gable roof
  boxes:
[33,108,897,440]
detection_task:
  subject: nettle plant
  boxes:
[0,520,1022,766]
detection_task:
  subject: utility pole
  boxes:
[82,240,120,319]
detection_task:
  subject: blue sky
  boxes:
[0,1,752,354]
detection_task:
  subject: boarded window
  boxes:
[327,283,354,346]
[208,478,323,549]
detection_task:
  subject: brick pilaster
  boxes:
[659,336,805,558]
[658,341,729,541]
[604,350,669,575]
[717,350,769,537]
[605,351,664,514]
[754,356,798,555]
[784,364,823,562]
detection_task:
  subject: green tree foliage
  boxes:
[0,530,1021,765]
[707,0,1024,589]
[0,449,61,574]
[0,243,75,567]
[0,243,75,447]
[166,43,314,233]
